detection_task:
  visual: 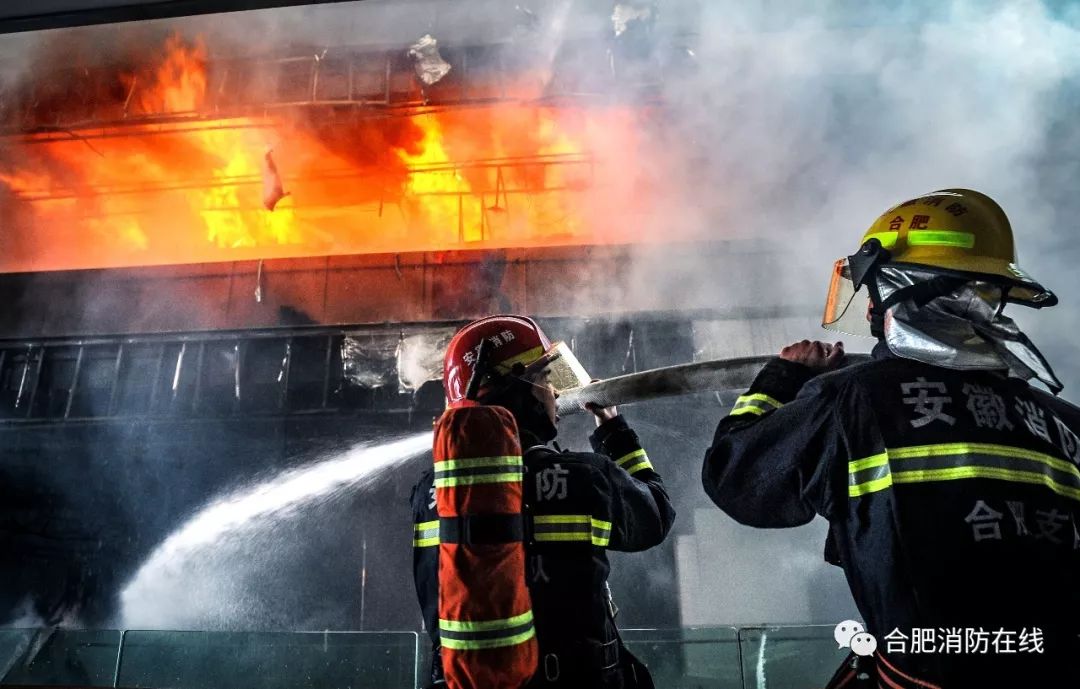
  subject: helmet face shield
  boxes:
[822,258,874,338]
[524,341,592,393]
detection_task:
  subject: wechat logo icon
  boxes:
[834,620,877,657]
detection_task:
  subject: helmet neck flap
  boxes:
[869,263,1062,393]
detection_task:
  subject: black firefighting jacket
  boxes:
[702,343,1080,688]
[412,415,675,688]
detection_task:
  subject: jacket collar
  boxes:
[871,340,895,361]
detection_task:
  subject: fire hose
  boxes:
[556,354,871,416]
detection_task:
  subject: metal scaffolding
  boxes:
[0,38,667,135]
[0,326,436,423]
[0,312,703,424]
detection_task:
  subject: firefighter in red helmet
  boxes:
[412,315,676,689]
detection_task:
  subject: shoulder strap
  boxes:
[524,444,557,461]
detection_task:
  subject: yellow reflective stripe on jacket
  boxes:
[440,628,536,651]
[419,513,617,549]
[590,518,612,546]
[434,455,524,488]
[439,610,536,651]
[615,449,654,476]
[533,514,612,547]
[848,443,1080,502]
[728,393,784,417]
[436,455,522,471]
[434,473,522,488]
[533,514,589,543]
[440,609,533,632]
[413,520,439,547]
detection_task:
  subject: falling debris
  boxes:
[408,34,452,86]
[612,3,654,37]
[254,258,263,303]
[261,148,289,211]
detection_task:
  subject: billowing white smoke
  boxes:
[636,0,1080,629]
[640,0,1080,382]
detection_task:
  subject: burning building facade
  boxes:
[0,0,865,653]
[0,10,674,273]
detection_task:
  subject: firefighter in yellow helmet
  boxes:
[702,190,1079,688]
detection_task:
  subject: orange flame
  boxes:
[396,114,480,243]
[0,34,656,273]
[131,34,208,114]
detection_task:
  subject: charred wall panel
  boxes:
[227,258,331,327]
[0,243,800,340]
[325,255,427,325]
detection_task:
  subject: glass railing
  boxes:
[1,626,846,688]
[0,629,122,687]
[621,627,743,689]
[736,626,849,688]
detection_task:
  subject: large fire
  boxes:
[0,35,657,273]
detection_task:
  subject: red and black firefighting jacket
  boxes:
[412,415,675,687]
[702,343,1080,688]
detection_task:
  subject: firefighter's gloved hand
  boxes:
[584,378,618,427]
[779,340,845,371]
[585,401,619,427]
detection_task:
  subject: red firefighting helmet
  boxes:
[443,315,590,408]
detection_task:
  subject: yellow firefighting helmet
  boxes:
[822,189,1056,336]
